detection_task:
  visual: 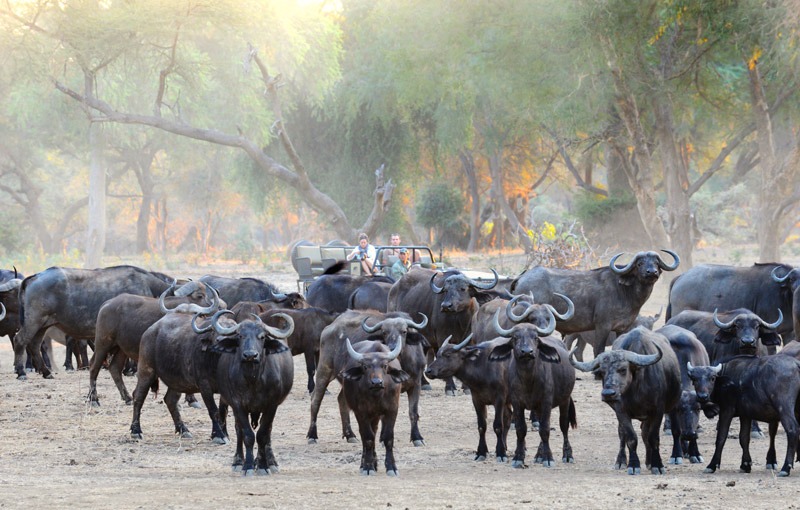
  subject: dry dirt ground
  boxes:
[2,256,800,510]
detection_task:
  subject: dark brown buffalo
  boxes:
[88,281,220,406]
[260,307,339,393]
[488,309,577,468]
[688,354,800,476]
[306,309,428,446]
[0,276,23,351]
[425,335,512,462]
[665,308,782,362]
[570,327,681,475]
[306,262,395,313]
[657,324,710,465]
[348,281,393,312]
[14,265,175,379]
[667,263,793,340]
[129,310,236,444]
[471,293,574,345]
[771,267,800,339]
[388,267,498,394]
[198,274,302,308]
[210,313,295,475]
[340,338,408,476]
[511,250,679,360]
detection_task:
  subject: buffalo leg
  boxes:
[643,417,665,474]
[705,409,735,473]
[198,386,226,444]
[163,388,192,439]
[306,360,336,443]
[778,413,799,476]
[473,400,489,461]
[14,327,51,379]
[668,409,684,465]
[495,402,511,463]
[533,404,555,466]
[106,351,133,405]
[303,350,316,394]
[406,382,424,446]
[129,366,157,440]
[255,404,280,474]
[232,407,256,475]
[380,409,400,476]
[337,389,358,442]
[184,393,202,409]
[765,421,779,470]
[559,400,575,463]
[613,409,640,474]
[357,414,379,475]
[511,405,528,468]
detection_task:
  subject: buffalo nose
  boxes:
[741,338,756,345]
[441,304,453,312]
[696,392,709,402]
[242,350,259,362]
[601,388,617,400]
[370,378,384,389]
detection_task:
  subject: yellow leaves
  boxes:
[696,37,708,46]
[541,221,557,241]
[748,47,762,70]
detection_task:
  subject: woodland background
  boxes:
[0,0,799,273]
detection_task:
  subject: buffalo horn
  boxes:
[771,266,791,283]
[506,294,533,322]
[429,272,444,294]
[270,287,288,302]
[174,281,200,297]
[440,335,453,351]
[452,333,473,351]
[192,313,214,333]
[345,337,365,362]
[687,361,722,375]
[406,312,428,330]
[609,252,636,274]
[467,269,499,290]
[758,309,783,330]
[656,249,680,271]
[0,278,22,292]
[535,307,557,336]
[212,309,239,335]
[361,317,383,334]
[569,347,600,372]
[492,309,515,337]
[386,335,404,361]
[546,293,575,321]
[158,282,179,314]
[0,302,5,322]
[622,345,663,367]
[262,312,294,339]
[712,308,735,330]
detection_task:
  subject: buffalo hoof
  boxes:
[690,456,704,464]
[668,457,683,465]
[652,467,666,475]
[703,467,716,473]
[188,401,203,410]
[445,389,456,397]
[412,439,425,447]
[421,384,433,391]
[242,469,255,477]
[627,467,641,475]
[386,469,399,477]
[256,468,270,476]
[462,388,471,395]
[178,431,193,439]
[16,374,27,381]
[766,463,778,470]
[124,399,133,406]
[211,436,229,445]
[751,430,765,440]
[268,465,279,474]
[307,438,317,445]
[231,465,242,472]
[614,462,626,470]
[360,468,377,476]
[530,421,540,431]
[779,470,791,477]
[562,456,574,463]
[346,436,359,444]
[130,432,143,441]
[43,373,54,380]
[541,459,555,468]
[740,462,752,473]
[497,456,508,463]
[475,454,487,461]
[511,460,527,469]
[89,401,101,408]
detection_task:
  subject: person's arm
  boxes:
[346,246,359,261]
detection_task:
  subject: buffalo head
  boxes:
[341,337,409,391]
[610,249,680,284]
[569,344,663,403]
[712,308,782,352]
[430,269,499,313]
[489,310,560,363]
[361,313,428,351]
[771,266,800,293]
[686,361,722,404]
[208,311,293,363]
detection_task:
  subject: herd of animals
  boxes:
[1,249,800,478]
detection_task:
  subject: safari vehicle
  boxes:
[289,240,441,293]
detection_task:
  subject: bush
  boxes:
[415,182,466,247]
[573,191,636,228]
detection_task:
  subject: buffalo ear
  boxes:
[472,290,495,305]
[340,366,364,381]
[463,346,482,362]
[537,342,561,364]
[263,339,290,355]
[616,274,635,287]
[489,343,513,361]
[388,367,410,384]
[406,331,430,349]
[760,330,781,346]
[713,329,733,344]
[209,336,239,354]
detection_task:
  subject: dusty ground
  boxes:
[1,254,799,510]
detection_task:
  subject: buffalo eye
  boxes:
[617,367,627,375]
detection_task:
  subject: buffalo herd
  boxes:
[2,253,800,478]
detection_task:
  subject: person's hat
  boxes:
[399,248,408,254]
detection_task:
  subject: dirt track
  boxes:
[0,263,797,510]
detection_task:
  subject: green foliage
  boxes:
[415,182,466,246]
[573,191,637,228]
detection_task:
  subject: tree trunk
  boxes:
[133,148,158,253]
[487,148,533,252]
[85,121,106,268]
[459,149,481,252]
